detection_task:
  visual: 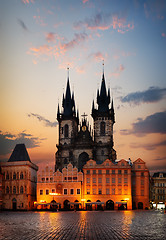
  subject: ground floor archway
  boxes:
[106,200,114,210]
[12,198,17,210]
[138,202,143,209]
[63,200,70,210]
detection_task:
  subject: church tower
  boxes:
[55,70,79,170]
[91,70,116,162]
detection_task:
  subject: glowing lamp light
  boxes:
[81,199,86,201]
[124,198,129,201]
[49,193,60,196]
[40,200,46,203]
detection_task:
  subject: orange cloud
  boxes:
[89,52,107,62]
[60,33,88,51]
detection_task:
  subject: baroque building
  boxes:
[55,71,116,171]
[1,144,38,210]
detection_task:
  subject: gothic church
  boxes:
[55,70,116,171]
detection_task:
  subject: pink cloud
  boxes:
[60,33,88,51]
[109,64,125,78]
[22,0,34,4]
[161,33,166,38]
[76,66,85,74]
[82,0,89,3]
[33,15,47,26]
[46,32,55,42]
[89,52,107,62]
[74,12,134,34]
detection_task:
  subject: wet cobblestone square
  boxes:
[0,210,165,240]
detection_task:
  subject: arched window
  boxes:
[6,186,9,194]
[100,121,105,135]
[64,158,68,164]
[13,172,16,180]
[20,186,24,194]
[64,124,69,138]
[13,186,16,194]
[20,172,24,179]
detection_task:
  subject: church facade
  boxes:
[55,72,116,171]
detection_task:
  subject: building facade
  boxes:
[150,172,166,210]
[55,72,116,171]
[1,144,38,210]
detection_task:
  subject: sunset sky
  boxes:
[0,0,166,174]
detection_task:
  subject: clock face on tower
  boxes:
[82,126,86,132]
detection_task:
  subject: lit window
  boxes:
[87,178,90,183]
[77,189,80,194]
[46,189,49,195]
[93,178,96,183]
[106,188,110,194]
[98,178,102,184]
[106,178,110,183]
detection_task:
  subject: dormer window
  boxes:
[159,173,163,178]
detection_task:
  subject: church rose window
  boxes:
[100,121,105,135]
[64,124,69,138]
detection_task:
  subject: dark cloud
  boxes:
[120,111,166,136]
[17,18,28,31]
[28,113,58,127]
[61,33,88,50]
[121,87,166,105]
[0,131,43,156]
[130,140,166,150]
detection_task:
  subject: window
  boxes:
[118,170,121,174]
[93,170,96,174]
[100,121,105,135]
[20,172,24,179]
[46,178,49,182]
[70,189,74,195]
[64,158,68,164]
[112,178,115,183]
[87,189,90,194]
[6,172,9,180]
[93,178,96,183]
[141,180,144,186]
[112,170,115,174]
[93,188,96,194]
[106,170,109,174]
[138,165,141,169]
[118,189,122,194]
[25,186,27,193]
[50,178,53,182]
[64,189,67,195]
[141,190,144,196]
[64,124,69,138]
[124,178,128,184]
[52,189,55,193]
[98,178,102,184]
[118,178,121,184]
[87,178,90,183]
[124,170,127,175]
[13,172,16,180]
[112,188,115,195]
[106,188,110,194]
[13,186,16,194]
[98,189,102,194]
[77,189,80,194]
[42,178,45,182]
[20,186,24,194]
[6,186,9,194]
[106,178,110,183]
[141,172,144,177]
[46,189,49,195]
[87,170,90,174]
[98,170,102,174]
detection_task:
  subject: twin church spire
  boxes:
[57,65,115,123]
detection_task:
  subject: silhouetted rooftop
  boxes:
[8,144,31,162]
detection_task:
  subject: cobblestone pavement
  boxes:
[0,210,166,240]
